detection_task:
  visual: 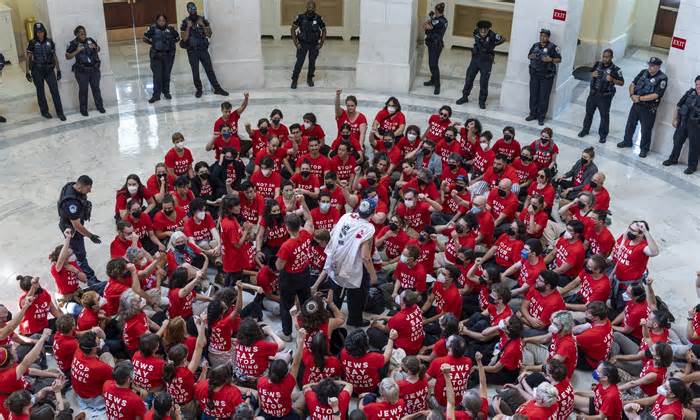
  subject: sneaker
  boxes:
[164,93,172,99]
[639,150,648,158]
[57,114,66,121]
[41,112,52,119]
[291,79,298,89]
[307,78,314,87]
[423,80,434,86]
[684,167,696,175]
[213,87,229,96]
[277,330,293,342]
[455,96,468,105]
[578,130,588,138]
[195,90,203,98]
[616,141,632,148]
[599,136,607,144]
[662,159,677,166]
[525,115,537,121]
[148,96,160,104]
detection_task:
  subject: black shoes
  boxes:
[434,85,440,95]
[195,90,203,98]
[617,141,632,148]
[525,115,537,121]
[662,159,677,166]
[578,130,589,138]
[213,87,229,96]
[599,136,607,144]
[81,111,89,117]
[0,116,5,123]
[479,102,486,109]
[639,150,648,158]
[423,80,435,86]
[538,119,544,126]
[57,114,66,121]
[97,107,106,114]
[148,96,160,104]
[684,168,696,175]
[307,78,314,87]
[164,93,172,100]
[291,79,297,89]
[41,112,52,119]
[456,96,468,105]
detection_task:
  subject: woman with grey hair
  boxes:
[513,381,559,417]
[118,289,168,356]
[521,310,577,380]
[359,377,406,420]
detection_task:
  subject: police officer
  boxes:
[663,76,700,174]
[526,29,562,126]
[26,22,65,121]
[422,2,448,95]
[58,175,101,288]
[0,52,6,123]
[456,20,504,108]
[180,2,228,98]
[66,26,105,117]
[578,49,624,144]
[144,14,180,103]
[617,57,668,158]
[290,0,326,89]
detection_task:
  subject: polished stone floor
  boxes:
[0,38,697,324]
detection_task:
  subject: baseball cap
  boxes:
[648,57,663,66]
[477,20,492,29]
[540,28,551,36]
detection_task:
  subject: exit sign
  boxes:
[553,9,567,21]
[672,36,687,50]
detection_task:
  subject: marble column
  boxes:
[498,0,584,118]
[32,0,116,112]
[356,0,418,93]
[651,0,700,161]
[204,0,264,89]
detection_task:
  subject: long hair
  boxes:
[299,296,330,332]
[163,344,188,383]
[207,364,233,410]
[236,317,264,347]
[310,332,329,371]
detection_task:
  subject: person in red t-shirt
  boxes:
[206,96,248,158]
[511,381,559,419]
[257,357,300,419]
[304,378,353,420]
[575,301,613,370]
[251,158,283,199]
[470,195,495,246]
[471,316,524,386]
[152,195,186,241]
[17,276,61,336]
[391,245,428,296]
[53,315,79,376]
[301,112,326,144]
[244,118,273,157]
[582,172,611,211]
[132,333,166,393]
[109,220,141,259]
[529,128,559,170]
[479,220,525,271]
[49,230,87,301]
[255,136,290,174]
[423,106,452,143]
[194,364,244,419]
[341,329,395,394]
[426,336,473,407]
[423,266,463,322]
[163,318,206,414]
[491,127,521,162]
[512,146,539,192]
[72,331,114,407]
[396,356,429,415]
[522,310,578,380]
[610,220,659,310]
[395,189,442,234]
[103,361,147,420]
[164,132,194,178]
[146,163,175,204]
[234,318,285,379]
[545,220,586,287]
[525,167,556,210]
[114,174,156,219]
[330,141,358,182]
[518,270,566,334]
[368,290,424,355]
[585,210,616,258]
[371,98,406,149]
[630,378,690,420]
[617,342,673,398]
[573,361,622,420]
[560,255,611,313]
[220,196,252,286]
[292,160,321,199]
[360,378,406,420]
[335,89,368,145]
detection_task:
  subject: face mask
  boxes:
[127,185,138,195]
[319,202,331,212]
[384,140,394,149]
[535,285,546,293]
[262,169,272,177]
[563,231,573,240]
[592,370,600,381]
[455,184,465,192]
[548,324,559,335]
[418,234,427,243]
[300,170,310,178]
[455,225,465,234]
[387,106,397,114]
[521,249,530,260]
[175,142,184,149]
[325,182,335,190]
[581,158,589,165]
[303,122,312,130]
[505,227,515,236]
[657,385,668,397]
[540,137,549,144]
[341,134,350,140]
[389,222,398,231]
[131,210,141,219]
[589,181,598,189]
[163,209,174,216]
[480,142,488,151]
[626,231,638,241]
[584,265,593,274]
[522,156,532,163]
[498,189,507,198]
[271,118,281,125]
[367,196,378,207]
[175,244,186,251]
[366,178,377,186]
[445,136,454,143]
[404,199,415,208]
[577,201,585,209]
[400,254,408,264]
[259,128,269,135]
[437,273,446,283]
[222,132,232,139]
[498,319,507,330]
[448,163,458,171]
[471,206,481,215]
[504,134,513,141]
[422,148,431,155]
[494,165,503,173]
[199,173,209,180]
[195,211,206,221]
[407,133,417,142]
[622,292,632,302]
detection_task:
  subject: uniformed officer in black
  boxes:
[456,20,504,108]
[180,2,228,98]
[578,49,624,144]
[663,76,700,174]
[66,26,105,117]
[290,0,326,89]
[526,29,562,126]
[422,2,448,95]
[58,175,101,287]
[0,52,6,123]
[617,57,668,158]
[144,14,180,103]
[26,22,65,121]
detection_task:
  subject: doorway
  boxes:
[103,0,176,40]
[651,0,679,49]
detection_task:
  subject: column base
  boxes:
[211,58,265,89]
[356,60,415,93]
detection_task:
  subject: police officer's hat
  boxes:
[648,57,663,66]
[33,22,46,33]
[540,28,551,36]
[477,20,492,29]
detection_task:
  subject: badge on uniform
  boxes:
[650,78,655,84]
[543,48,548,53]
[69,204,78,214]
[660,80,666,89]
[313,20,317,25]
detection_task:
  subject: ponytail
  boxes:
[164,344,188,383]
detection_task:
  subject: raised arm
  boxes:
[18,329,51,378]
[383,329,398,363]
[188,315,207,373]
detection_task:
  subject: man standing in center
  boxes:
[526,29,562,126]
[578,49,624,144]
[456,20,505,109]
[291,0,326,89]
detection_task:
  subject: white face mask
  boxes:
[319,202,331,212]
[175,142,184,149]
[622,292,632,302]
[195,211,206,221]
[261,169,272,177]
[400,254,408,264]
[387,106,397,114]
[657,385,668,397]
[407,133,417,142]
[140,257,148,266]
[548,324,559,335]
[498,319,507,330]
[563,231,573,240]
[437,273,446,283]
[404,199,415,208]
[480,142,488,151]
[68,254,77,263]
[127,185,138,195]
[303,122,312,130]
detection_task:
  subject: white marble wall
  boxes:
[356,0,418,93]
[498,0,583,119]
[651,0,700,160]
[32,0,116,111]
[205,0,264,89]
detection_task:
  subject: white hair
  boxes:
[378,378,399,404]
[167,231,187,250]
[535,382,558,407]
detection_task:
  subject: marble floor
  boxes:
[0,37,698,324]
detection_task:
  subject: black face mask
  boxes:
[505,227,515,236]
[487,295,496,305]
[131,210,141,219]
[418,234,427,243]
[418,179,427,187]
[535,285,546,293]
[581,158,589,165]
[589,181,598,189]
[644,348,653,359]
[199,173,209,180]
[583,266,593,274]
[163,209,174,216]
[455,185,465,192]
[577,201,585,209]
[271,119,281,125]
[626,232,638,241]
[448,164,458,171]
[455,225,465,234]
[494,166,503,173]
[498,189,507,198]
[521,156,532,163]
[444,136,454,142]
[422,148,431,155]
[259,128,269,135]
[325,183,335,190]
[389,222,399,232]
[504,134,513,141]
[175,244,186,251]
[584,317,594,324]
[272,213,283,223]
[384,140,393,149]
[300,170,310,178]
[342,134,350,140]
[455,257,464,266]
[540,137,550,143]
[367,178,377,186]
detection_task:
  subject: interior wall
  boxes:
[1,0,40,62]
[576,0,636,67]
[629,0,660,47]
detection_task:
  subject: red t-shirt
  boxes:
[250,170,282,199]
[240,192,264,224]
[301,351,343,385]
[425,115,451,142]
[123,312,149,352]
[51,260,82,295]
[373,109,406,142]
[525,288,566,326]
[330,155,357,182]
[554,380,575,420]
[183,213,216,242]
[512,158,539,184]
[594,383,622,420]
[302,123,325,141]
[491,138,521,161]
[691,311,700,345]
[255,147,288,172]
[109,235,141,259]
[486,189,519,222]
[103,380,146,420]
[554,237,586,278]
[387,305,425,355]
[0,365,27,419]
[340,350,386,394]
[519,208,549,239]
[363,400,406,420]
[639,359,666,397]
[77,307,99,332]
[19,289,52,335]
[299,153,331,179]
[53,332,78,372]
[527,182,556,209]
[220,216,244,273]
[398,379,429,415]
[395,202,432,232]
[115,188,153,216]
[164,147,194,176]
[498,337,523,371]
[277,229,313,273]
[168,288,196,319]
[518,256,546,288]
[576,320,613,368]
[583,184,611,211]
[336,110,368,140]
[474,211,495,246]
[471,148,494,174]
[650,395,683,419]
[396,136,421,156]
[549,334,578,379]
[432,282,462,319]
[258,374,296,417]
[311,206,341,232]
[291,172,321,194]
[132,352,166,390]
[393,262,427,293]
[586,226,616,257]
[152,206,186,233]
[209,309,241,352]
[194,381,243,419]
[124,211,154,241]
[71,350,113,398]
[515,400,559,419]
[377,227,410,260]
[493,234,524,268]
[623,300,649,340]
[166,365,196,405]
[528,140,559,169]
[146,173,174,198]
[611,236,650,281]
[306,389,351,420]
[427,355,473,407]
[235,339,279,377]
[579,273,611,304]
[260,217,289,248]
[435,138,462,164]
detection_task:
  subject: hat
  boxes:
[358,199,375,218]
[648,57,663,66]
[34,22,46,33]
[540,28,551,36]
[477,20,492,29]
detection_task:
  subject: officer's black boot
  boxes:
[307,77,314,87]
[456,96,468,105]
[41,111,52,119]
[213,86,229,96]
[479,102,486,110]
[148,96,160,104]
[57,113,66,121]
[0,116,6,123]
[423,79,435,86]
[291,79,298,89]
[433,84,440,95]
[578,130,589,138]
[164,93,172,100]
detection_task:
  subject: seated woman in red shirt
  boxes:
[445,352,489,420]
[132,333,166,395]
[521,310,577,379]
[506,381,559,419]
[16,276,61,338]
[257,356,301,420]
[519,195,548,240]
[145,392,179,420]
[360,378,406,420]
[194,364,244,419]
[618,342,673,400]
[304,378,353,420]
[423,265,463,323]
[115,174,156,220]
[624,378,692,420]
[49,229,87,314]
[255,199,289,266]
[573,361,622,419]
[460,284,513,358]
[206,285,243,368]
[118,289,165,355]
[297,293,346,353]
[395,356,429,415]
[163,317,206,419]
[470,316,524,385]
[341,329,396,395]
[233,318,286,386]
[77,291,102,332]
[299,331,343,386]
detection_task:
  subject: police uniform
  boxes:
[26,24,64,119]
[291,11,326,86]
[619,59,668,155]
[57,182,98,285]
[66,36,104,115]
[666,86,700,172]
[180,14,224,96]
[424,13,448,92]
[0,53,4,122]
[459,25,504,107]
[527,34,561,123]
[144,23,179,101]
[581,60,624,141]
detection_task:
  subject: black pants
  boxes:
[332,268,370,326]
[150,51,175,98]
[623,103,657,152]
[427,42,443,85]
[669,120,700,170]
[582,93,613,137]
[187,48,220,92]
[462,56,493,104]
[279,270,312,336]
[292,43,320,81]
[59,224,103,293]
[529,74,555,120]
[31,65,63,115]
[75,67,103,113]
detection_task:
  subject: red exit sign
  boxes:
[672,36,686,50]
[553,9,567,21]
